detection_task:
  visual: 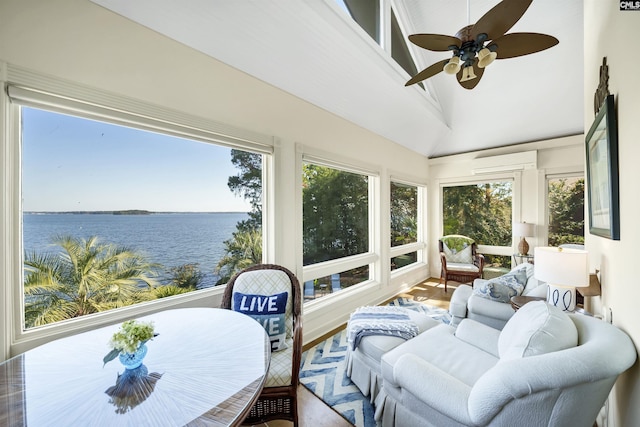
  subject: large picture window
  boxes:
[19,106,265,329]
[302,161,374,300]
[547,176,584,246]
[390,181,422,271]
[442,181,513,269]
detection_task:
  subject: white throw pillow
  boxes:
[498,301,577,360]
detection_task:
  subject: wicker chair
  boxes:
[221,264,302,426]
[439,235,485,292]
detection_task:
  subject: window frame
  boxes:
[439,175,517,262]
[545,172,585,247]
[300,152,380,300]
[2,78,273,356]
[389,178,426,272]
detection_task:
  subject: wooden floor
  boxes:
[258,278,455,427]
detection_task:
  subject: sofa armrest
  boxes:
[394,353,473,425]
[449,284,473,319]
[454,319,500,357]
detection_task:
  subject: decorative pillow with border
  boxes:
[473,269,527,303]
[233,291,289,352]
[443,240,473,264]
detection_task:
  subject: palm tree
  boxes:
[215,229,262,284]
[24,235,161,328]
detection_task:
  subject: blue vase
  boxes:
[118,343,147,370]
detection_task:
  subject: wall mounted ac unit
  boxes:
[471,150,537,175]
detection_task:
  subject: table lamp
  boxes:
[534,246,589,312]
[513,222,535,256]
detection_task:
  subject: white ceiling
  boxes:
[90,0,584,158]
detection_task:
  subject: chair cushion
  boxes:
[232,269,293,350]
[498,301,578,360]
[265,338,294,387]
[473,269,527,303]
[446,262,479,273]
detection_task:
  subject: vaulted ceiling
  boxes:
[90,0,584,158]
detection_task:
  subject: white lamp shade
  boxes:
[534,247,589,288]
[513,222,535,237]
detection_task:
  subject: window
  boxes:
[442,181,513,269]
[18,104,266,330]
[338,0,422,87]
[547,176,584,246]
[390,181,422,271]
[302,161,375,299]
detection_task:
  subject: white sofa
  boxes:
[375,301,637,427]
[449,262,546,329]
[346,310,441,401]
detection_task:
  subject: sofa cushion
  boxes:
[473,268,527,303]
[498,301,577,360]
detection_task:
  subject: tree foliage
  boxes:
[548,178,584,246]
[391,182,417,247]
[23,235,160,328]
[227,149,262,232]
[302,164,369,265]
[215,150,264,283]
[167,263,203,289]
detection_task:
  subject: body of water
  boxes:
[23,212,249,288]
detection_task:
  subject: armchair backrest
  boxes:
[439,235,477,264]
[221,264,301,344]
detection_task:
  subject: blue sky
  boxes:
[22,107,254,212]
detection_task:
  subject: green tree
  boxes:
[23,235,160,328]
[215,150,263,283]
[303,164,369,265]
[228,149,263,232]
[167,263,203,289]
[391,182,417,246]
[548,178,584,246]
[215,229,263,284]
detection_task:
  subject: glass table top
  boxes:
[0,308,270,426]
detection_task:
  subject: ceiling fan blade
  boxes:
[405,59,449,86]
[456,59,485,90]
[472,0,533,41]
[492,33,559,59]
[408,34,461,51]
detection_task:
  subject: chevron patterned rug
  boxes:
[299,297,451,426]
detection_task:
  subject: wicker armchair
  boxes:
[221,264,302,426]
[439,235,484,292]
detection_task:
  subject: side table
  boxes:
[510,295,545,311]
[513,253,534,265]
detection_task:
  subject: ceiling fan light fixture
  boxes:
[460,66,477,82]
[443,56,462,74]
[478,48,497,68]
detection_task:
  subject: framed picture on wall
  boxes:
[585,94,620,240]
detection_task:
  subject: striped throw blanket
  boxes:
[347,306,418,351]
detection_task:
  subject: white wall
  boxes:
[584,2,640,426]
[427,135,585,278]
[0,0,429,356]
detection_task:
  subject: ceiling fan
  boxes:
[405,0,558,90]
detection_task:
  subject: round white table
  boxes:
[0,308,270,426]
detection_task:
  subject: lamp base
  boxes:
[518,237,530,256]
[547,284,576,312]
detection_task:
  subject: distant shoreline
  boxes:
[24,211,249,215]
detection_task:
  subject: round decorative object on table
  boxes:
[119,343,148,370]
